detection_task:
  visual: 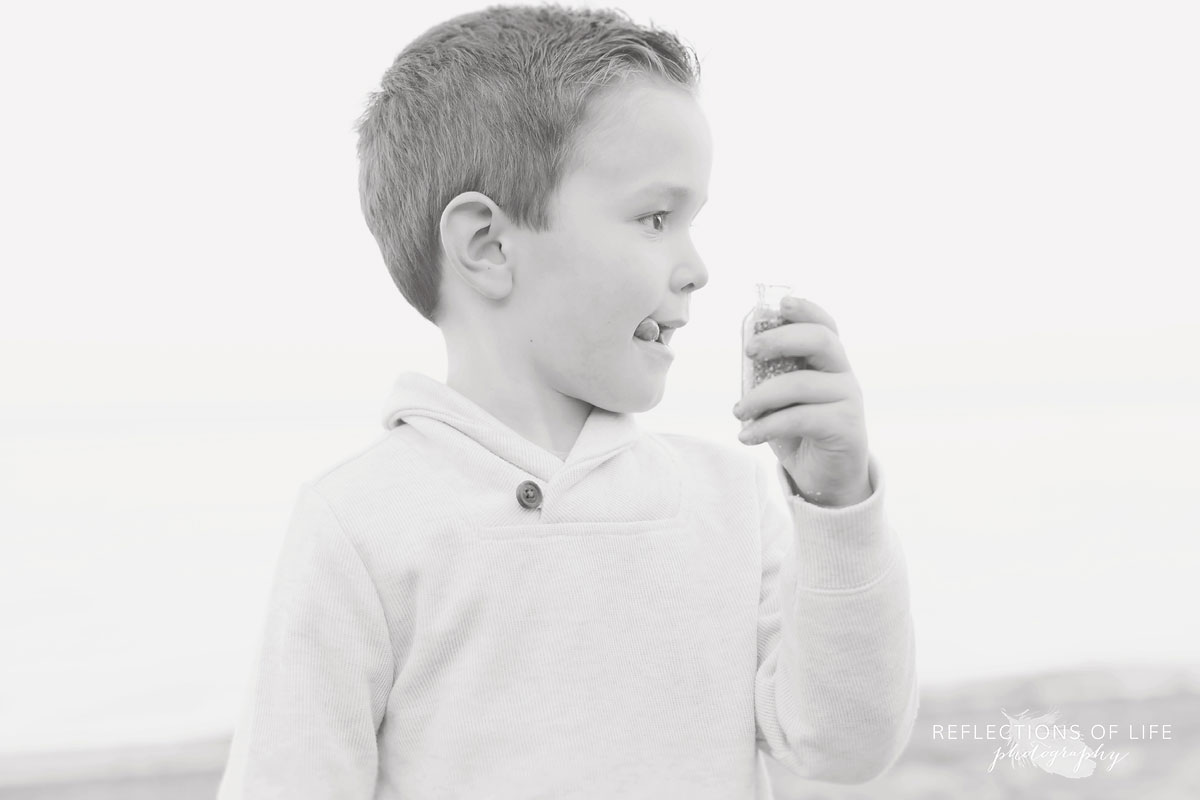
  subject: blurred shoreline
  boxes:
[2,663,1198,799]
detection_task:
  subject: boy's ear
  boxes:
[438,191,513,301]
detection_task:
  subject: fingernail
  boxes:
[745,340,760,356]
[782,297,798,310]
[738,426,756,443]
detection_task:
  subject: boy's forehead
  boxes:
[569,81,710,195]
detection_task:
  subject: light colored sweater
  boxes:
[218,371,918,799]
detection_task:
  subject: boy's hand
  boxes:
[733,297,871,508]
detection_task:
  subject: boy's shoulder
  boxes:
[301,423,434,512]
[650,428,780,505]
[647,428,762,487]
[650,428,748,464]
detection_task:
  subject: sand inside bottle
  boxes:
[741,306,806,399]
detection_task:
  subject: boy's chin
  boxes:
[579,376,666,415]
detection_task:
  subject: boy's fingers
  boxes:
[736,369,856,421]
[748,322,850,372]
[739,400,860,445]
[780,297,839,334]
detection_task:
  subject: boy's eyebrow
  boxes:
[630,182,708,207]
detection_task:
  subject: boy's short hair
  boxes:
[355,3,701,324]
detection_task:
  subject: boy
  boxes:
[219,4,918,798]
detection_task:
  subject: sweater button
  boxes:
[516,480,543,510]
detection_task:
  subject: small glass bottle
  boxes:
[741,283,807,400]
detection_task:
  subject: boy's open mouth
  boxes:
[633,317,682,346]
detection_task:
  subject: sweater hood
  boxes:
[380,371,644,484]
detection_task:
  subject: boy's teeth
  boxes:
[634,318,661,342]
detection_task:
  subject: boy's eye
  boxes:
[639,210,670,232]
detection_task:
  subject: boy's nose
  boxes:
[674,253,709,294]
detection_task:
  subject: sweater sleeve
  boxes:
[753,452,919,784]
[218,483,394,800]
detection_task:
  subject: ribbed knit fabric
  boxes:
[218,371,918,799]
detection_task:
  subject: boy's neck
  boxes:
[445,359,593,463]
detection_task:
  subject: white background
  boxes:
[2,0,1197,755]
